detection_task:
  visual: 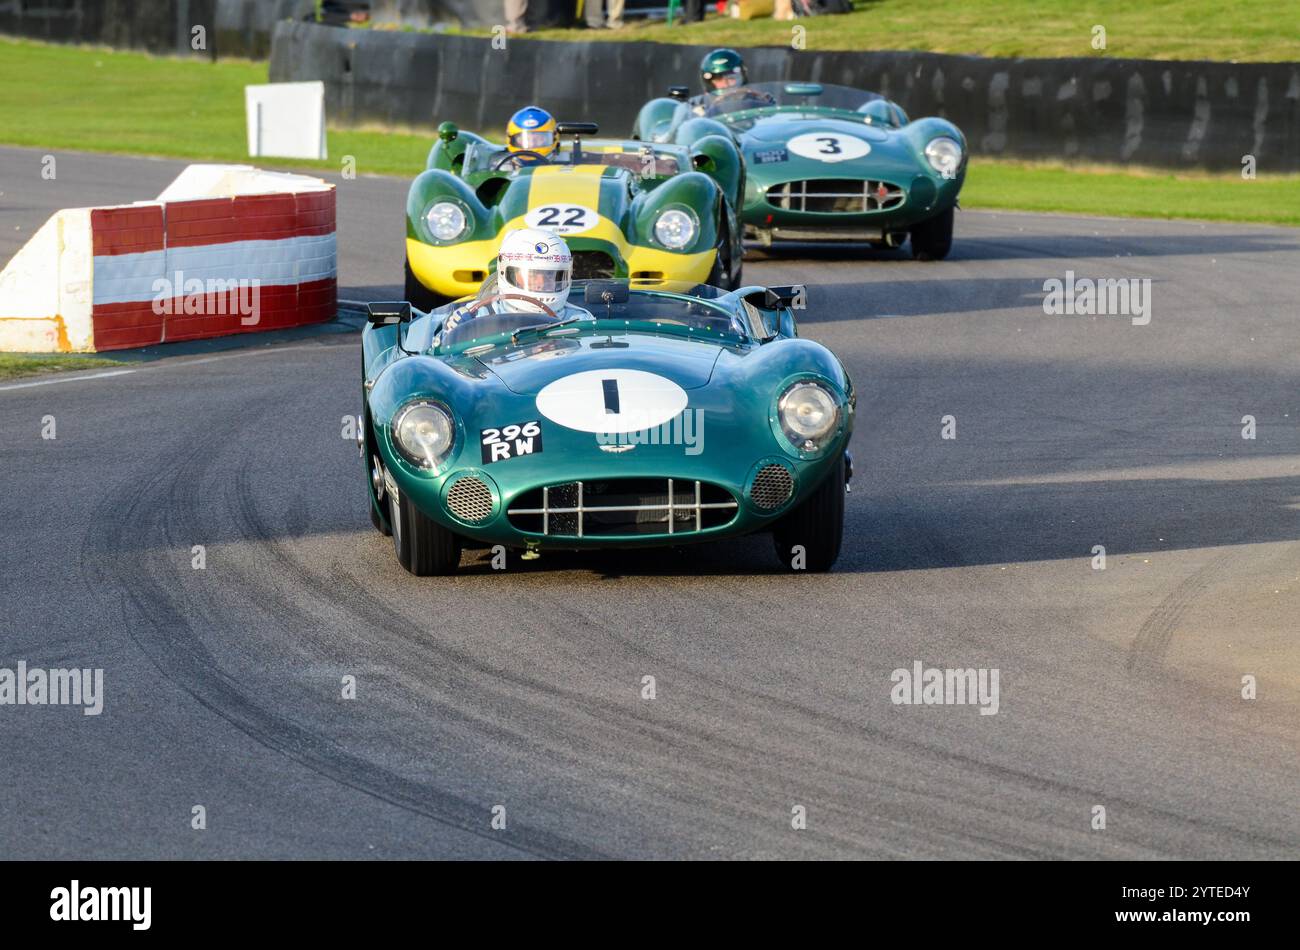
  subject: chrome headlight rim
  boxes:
[924,136,963,178]
[423,199,470,244]
[390,399,457,471]
[775,379,843,455]
[653,206,699,251]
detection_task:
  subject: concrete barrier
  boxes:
[269,21,1300,171]
[0,165,337,353]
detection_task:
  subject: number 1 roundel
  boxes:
[524,204,599,234]
[786,133,871,163]
[536,369,688,434]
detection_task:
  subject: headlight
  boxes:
[392,401,455,469]
[654,209,697,250]
[924,137,963,178]
[425,202,467,242]
[778,381,840,449]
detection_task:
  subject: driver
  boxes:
[442,228,592,333]
[506,106,559,159]
[700,48,748,95]
[692,48,773,114]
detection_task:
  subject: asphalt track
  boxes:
[1,145,1297,859]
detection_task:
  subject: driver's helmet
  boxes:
[700,48,747,95]
[506,106,558,157]
[496,227,572,314]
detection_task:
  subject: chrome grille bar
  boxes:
[767,179,905,213]
[507,477,739,538]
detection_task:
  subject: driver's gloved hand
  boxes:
[443,308,468,332]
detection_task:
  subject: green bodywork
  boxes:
[361,282,853,550]
[632,82,967,244]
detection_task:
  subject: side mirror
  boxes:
[437,121,459,142]
[761,285,806,310]
[783,82,823,97]
[583,281,630,305]
[556,122,599,136]
[668,85,690,101]
[367,301,412,325]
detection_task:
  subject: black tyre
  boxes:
[389,488,462,576]
[707,218,740,290]
[910,206,954,261]
[404,257,447,313]
[771,453,846,572]
[369,494,391,536]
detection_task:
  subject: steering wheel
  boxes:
[491,149,550,171]
[457,294,559,321]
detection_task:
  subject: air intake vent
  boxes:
[507,478,738,537]
[447,476,493,523]
[750,464,794,510]
[766,179,905,213]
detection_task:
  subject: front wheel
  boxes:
[771,453,846,572]
[910,207,954,261]
[389,486,462,576]
[404,256,448,313]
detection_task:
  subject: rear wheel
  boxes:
[771,453,846,572]
[910,207,954,261]
[389,485,462,576]
[404,257,447,313]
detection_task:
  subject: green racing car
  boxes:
[633,80,967,260]
[360,279,853,575]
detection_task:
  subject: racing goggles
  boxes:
[508,129,556,152]
[707,73,742,92]
[504,265,570,293]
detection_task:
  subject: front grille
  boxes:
[750,464,794,510]
[447,476,493,523]
[507,478,738,537]
[766,179,905,213]
[571,251,616,280]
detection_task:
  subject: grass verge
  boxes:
[0,354,124,381]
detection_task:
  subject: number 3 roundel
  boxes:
[524,204,599,234]
[786,133,871,163]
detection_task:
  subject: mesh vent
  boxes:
[750,464,794,510]
[447,476,493,523]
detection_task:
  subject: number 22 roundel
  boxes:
[524,204,598,234]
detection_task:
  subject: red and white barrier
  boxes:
[0,165,336,352]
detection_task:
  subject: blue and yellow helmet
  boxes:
[506,106,558,157]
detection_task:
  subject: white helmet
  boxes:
[496,228,573,314]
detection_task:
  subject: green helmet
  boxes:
[700,48,747,95]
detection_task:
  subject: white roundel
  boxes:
[524,204,599,235]
[535,369,688,434]
[787,133,871,163]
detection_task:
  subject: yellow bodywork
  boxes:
[407,164,717,299]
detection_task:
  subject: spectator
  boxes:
[681,0,706,23]
[586,0,625,29]
[506,0,527,33]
